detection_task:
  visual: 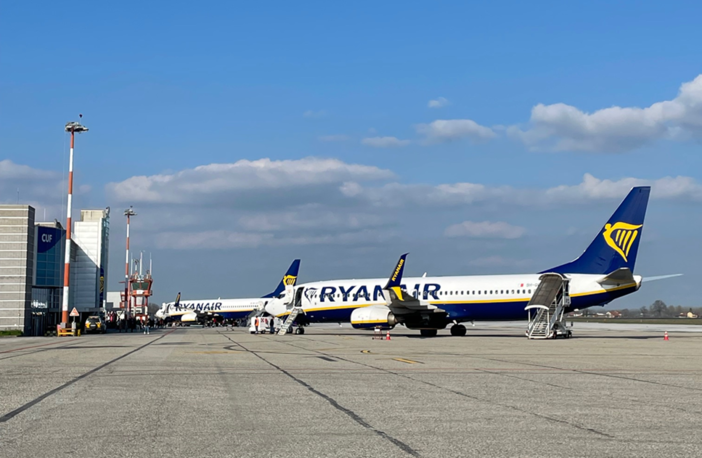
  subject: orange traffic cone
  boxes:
[664,331,669,341]
[386,330,391,341]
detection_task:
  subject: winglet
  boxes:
[169,292,181,313]
[384,253,408,301]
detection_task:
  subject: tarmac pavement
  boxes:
[1,324,701,457]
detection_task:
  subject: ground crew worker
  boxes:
[254,317,260,334]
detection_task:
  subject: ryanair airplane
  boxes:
[266,187,678,336]
[156,260,300,323]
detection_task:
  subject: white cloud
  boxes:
[545,173,702,202]
[238,210,387,232]
[318,135,350,142]
[509,74,702,153]
[0,160,79,221]
[445,221,526,239]
[428,97,450,108]
[415,119,496,143]
[153,228,394,250]
[104,154,702,252]
[106,157,394,204]
[0,160,55,181]
[340,173,702,208]
[361,136,410,148]
[303,110,327,118]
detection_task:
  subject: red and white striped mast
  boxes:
[124,207,136,317]
[61,119,88,328]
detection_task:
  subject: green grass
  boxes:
[0,330,23,337]
[571,318,702,325]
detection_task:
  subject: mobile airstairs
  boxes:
[525,273,573,339]
[277,287,305,335]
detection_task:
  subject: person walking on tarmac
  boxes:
[254,316,260,334]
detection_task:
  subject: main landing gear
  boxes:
[450,324,467,336]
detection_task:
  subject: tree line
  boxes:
[600,300,700,318]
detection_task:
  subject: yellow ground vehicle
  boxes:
[84,316,106,334]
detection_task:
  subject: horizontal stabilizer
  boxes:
[641,274,683,283]
[597,268,635,286]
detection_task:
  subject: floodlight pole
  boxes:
[124,207,136,318]
[61,121,88,327]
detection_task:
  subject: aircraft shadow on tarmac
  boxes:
[289,332,680,340]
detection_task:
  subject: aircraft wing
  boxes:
[641,274,683,283]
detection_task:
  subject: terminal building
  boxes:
[0,205,110,335]
[31,220,66,334]
[0,205,36,334]
[69,209,110,316]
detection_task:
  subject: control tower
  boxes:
[127,257,153,316]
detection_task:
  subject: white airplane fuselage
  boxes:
[266,272,641,325]
[157,298,268,323]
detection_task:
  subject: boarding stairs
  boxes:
[525,273,572,339]
[277,307,302,335]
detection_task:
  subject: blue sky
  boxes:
[1,0,701,309]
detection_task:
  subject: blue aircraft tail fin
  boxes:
[262,259,300,298]
[168,292,181,313]
[383,253,409,302]
[384,253,408,290]
[544,186,650,275]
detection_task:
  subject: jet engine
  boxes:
[350,305,397,330]
[181,311,199,323]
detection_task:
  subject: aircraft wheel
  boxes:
[295,327,305,335]
[420,329,438,337]
[450,324,467,336]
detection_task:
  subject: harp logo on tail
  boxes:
[603,222,642,262]
[282,275,297,286]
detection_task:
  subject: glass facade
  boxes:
[35,226,64,287]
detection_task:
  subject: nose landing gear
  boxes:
[450,324,467,336]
